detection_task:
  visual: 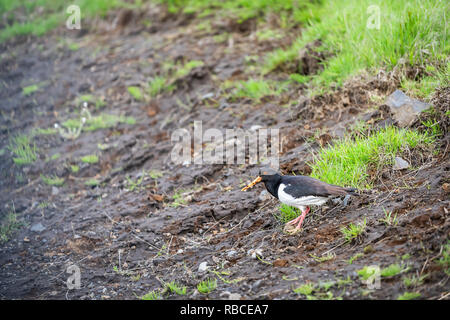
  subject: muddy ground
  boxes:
[0,5,449,300]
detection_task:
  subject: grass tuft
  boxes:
[197,278,217,294]
[0,205,23,243]
[397,292,421,300]
[81,154,99,164]
[310,127,434,189]
[40,174,64,186]
[8,134,38,166]
[340,219,366,243]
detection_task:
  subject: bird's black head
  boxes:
[258,168,282,199]
[259,168,281,182]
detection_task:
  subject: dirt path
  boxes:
[0,7,449,300]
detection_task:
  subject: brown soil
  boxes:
[0,6,449,300]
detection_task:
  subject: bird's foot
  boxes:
[284,207,310,234]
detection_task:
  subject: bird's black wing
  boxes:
[282,175,357,198]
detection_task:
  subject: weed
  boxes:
[379,208,398,226]
[230,79,288,101]
[380,264,409,277]
[166,281,187,295]
[0,205,22,243]
[70,165,80,173]
[340,219,366,243]
[357,266,379,281]
[209,270,245,284]
[8,134,38,165]
[310,252,335,263]
[148,76,170,97]
[197,278,217,294]
[169,190,188,208]
[76,94,105,109]
[437,242,450,276]
[293,283,315,296]
[336,276,353,288]
[40,174,64,186]
[85,178,99,187]
[403,274,428,288]
[174,60,203,78]
[401,253,411,260]
[32,127,57,135]
[62,113,135,133]
[141,290,162,300]
[397,292,421,300]
[347,253,364,264]
[81,154,99,164]
[255,29,283,42]
[22,84,39,96]
[149,170,164,179]
[127,86,143,101]
[126,174,145,192]
[319,281,335,291]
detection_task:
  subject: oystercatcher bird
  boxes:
[242,168,357,231]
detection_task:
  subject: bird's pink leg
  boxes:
[286,207,310,230]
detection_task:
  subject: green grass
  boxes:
[148,169,164,179]
[397,292,421,300]
[62,113,135,132]
[293,283,315,296]
[141,290,162,300]
[380,263,409,277]
[166,281,187,295]
[310,253,335,263]
[169,190,188,208]
[261,0,448,92]
[22,84,39,96]
[274,203,301,224]
[148,76,170,97]
[40,174,64,186]
[403,274,428,288]
[76,94,106,109]
[197,278,217,294]
[229,79,288,101]
[340,219,366,243]
[127,86,143,101]
[347,253,364,264]
[0,0,127,43]
[379,208,398,226]
[70,165,80,173]
[8,134,38,165]
[438,242,450,276]
[126,175,144,192]
[0,206,23,243]
[81,154,99,164]
[174,60,203,79]
[85,178,99,187]
[293,281,341,300]
[310,127,434,189]
[357,265,379,281]
[32,127,58,135]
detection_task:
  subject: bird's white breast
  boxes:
[278,183,329,209]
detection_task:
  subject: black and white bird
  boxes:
[242,168,358,231]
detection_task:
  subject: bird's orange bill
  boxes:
[241,176,262,191]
